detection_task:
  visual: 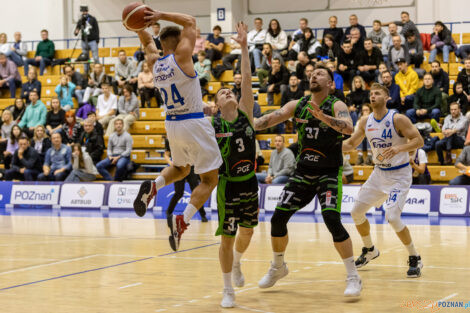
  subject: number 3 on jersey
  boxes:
[160,84,185,109]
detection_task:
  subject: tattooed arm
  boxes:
[307,100,354,135]
[254,99,297,130]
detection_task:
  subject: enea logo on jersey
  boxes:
[166,190,192,204]
[231,160,254,174]
[300,148,326,162]
[370,137,392,149]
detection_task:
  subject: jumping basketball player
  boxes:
[342,83,424,277]
[254,64,362,297]
[131,9,222,251]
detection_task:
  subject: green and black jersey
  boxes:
[294,95,343,170]
[212,109,256,179]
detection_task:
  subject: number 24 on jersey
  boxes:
[160,83,185,109]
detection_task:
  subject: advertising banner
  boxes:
[60,184,105,208]
[10,184,60,205]
[108,183,154,209]
[439,187,468,215]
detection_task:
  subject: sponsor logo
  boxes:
[370,137,392,149]
[155,69,175,81]
[303,153,321,162]
[405,197,426,205]
[215,132,233,138]
[367,128,379,131]
[342,194,354,203]
[14,188,56,201]
[325,190,332,205]
[444,193,463,203]
[231,160,253,174]
[166,190,192,204]
[236,164,251,174]
[376,154,385,162]
[245,126,253,138]
[295,118,308,124]
[385,121,391,128]
[77,187,87,198]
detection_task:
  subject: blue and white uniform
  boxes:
[154,54,222,174]
[356,110,412,211]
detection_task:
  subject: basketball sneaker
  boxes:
[258,262,288,288]
[221,288,235,308]
[232,263,245,287]
[133,180,157,217]
[407,255,423,278]
[355,246,380,268]
[344,275,362,297]
[168,215,188,251]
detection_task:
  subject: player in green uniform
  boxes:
[254,64,362,297]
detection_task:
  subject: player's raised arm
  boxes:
[307,100,354,135]
[136,29,159,68]
[254,99,296,131]
[381,114,424,160]
[343,116,367,151]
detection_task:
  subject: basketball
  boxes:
[122,2,149,31]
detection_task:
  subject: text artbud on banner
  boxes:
[60,184,105,208]
[11,184,60,205]
[108,184,154,209]
[439,187,468,215]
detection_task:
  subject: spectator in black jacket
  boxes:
[337,40,357,86]
[299,63,314,93]
[45,97,65,135]
[74,5,100,72]
[7,98,26,124]
[429,21,458,64]
[346,76,369,125]
[405,31,424,69]
[31,125,51,165]
[381,70,401,111]
[4,136,42,181]
[448,82,469,115]
[64,64,86,106]
[86,111,104,136]
[357,38,383,83]
[322,16,344,46]
[318,34,340,62]
[281,74,304,107]
[343,14,366,43]
[295,52,312,81]
[21,68,41,103]
[266,58,289,105]
[78,118,104,164]
[431,60,450,114]
[457,57,470,104]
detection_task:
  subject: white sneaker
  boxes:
[232,263,245,287]
[221,288,236,308]
[344,275,362,297]
[258,262,288,288]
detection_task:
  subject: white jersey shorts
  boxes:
[356,165,412,211]
[165,117,222,174]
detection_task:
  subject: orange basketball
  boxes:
[122,2,149,31]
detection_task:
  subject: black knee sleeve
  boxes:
[322,210,350,242]
[270,209,294,237]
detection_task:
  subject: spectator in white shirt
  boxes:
[106,84,139,135]
[95,83,117,130]
[247,17,267,71]
[410,148,430,185]
[265,19,288,56]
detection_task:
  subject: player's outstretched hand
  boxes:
[382,146,400,160]
[144,7,162,25]
[307,100,324,120]
[231,22,248,47]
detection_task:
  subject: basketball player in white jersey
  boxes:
[343,83,424,277]
[131,8,222,251]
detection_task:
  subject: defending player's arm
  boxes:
[342,116,367,151]
[307,100,354,135]
[382,114,424,160]
[254,100,296,131]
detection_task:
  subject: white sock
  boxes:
[405,242,418,256]
[183,203,198,224]
[361,234,373,249]
[154,175,166,190]
[273,252,285,267]
[223,272,232,289]
[233,249,243,265]
[343,256,359,277]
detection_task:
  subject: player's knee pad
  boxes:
[385,206,406,232]
[350,201,369,225]
[270,209,293,237]
[322,210,350,242]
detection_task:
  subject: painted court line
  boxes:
[119,282,142,289]
[425,293,459,309]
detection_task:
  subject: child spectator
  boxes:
[55,76,76,111]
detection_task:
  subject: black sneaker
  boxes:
[201,216,208,222]
[133,181,157,217]
[355,246,380,268]
[407,255,423,278]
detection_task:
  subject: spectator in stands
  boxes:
[4,136,41,181]
[0,33,23,66]
[11,32,27,66]
[355,103,373,165]
[406,73,441,124]
[18,91,47,138]
[404,31,424,70]
[299,63,315,94]
[318,34,340,62]
[192,27,205,62]
[265,19,288,56]
[395,58,419,111]
[152,22,162,53]
[449,82,468,116]
[450,146,470,185]
[86,111,103,136]
[138,61,160,108]
[350,27,365,53]
[291,17,309,42]
[78,118,104,164]
[21,68,41,103]
[435,102,467,165]
[266,58,289,106]
[194,51,211,91]
[456,45,470,63]
[65,143,98,182]
[64,65,85,106]
[322,16,343,46]
[74,5,100,73]
[8,98,26,124]
[347,76,369,125]
[343,14,366,43]
[31,124,51,165]
[1,110,15,155]
[281,74,304,107]
[385,11,421,40]
[337,40,357,86]
[95,82,117,130]
[230,72,243,102]
[416,123,439,152]
[410,148,431,184]
[289,28,321,63]
[24,30,54,76]
[381,23,404,63]
[0,53,21,98]
[84,63,112,104]
[368,20,386,49]
[37,132,72,181]
[257,43,277,88]
[381,70,401,111]
[106,84,139,135]
[457,57,470,104]
[247,18,267,71]
[357,38,383,83]
[388,35,410,73]
[3,124,22,169]
[205,25,225,63]
[215,37,242,78]
[45,97,65,134]
[97,118,132,181]
[61,111,82,145]
[325,61,344,93]
[429,21,458,64]
[114,50,138,94]
[330,80,346,102]
[376,62,389,84]
[431,60,450,114]
[55,76,76,111]
[256,135,295,184]
[295,52,312,81]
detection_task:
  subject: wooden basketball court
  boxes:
[0,213,469,313]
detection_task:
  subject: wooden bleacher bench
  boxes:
[104,135,166,149]
[260,105,280,113]
[139,108,165,121]
[256,134,297,146]
[428,165,460,182]
[258,93,281,106]
[129,121,166,134]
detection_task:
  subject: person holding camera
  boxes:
[74,6,100,73]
